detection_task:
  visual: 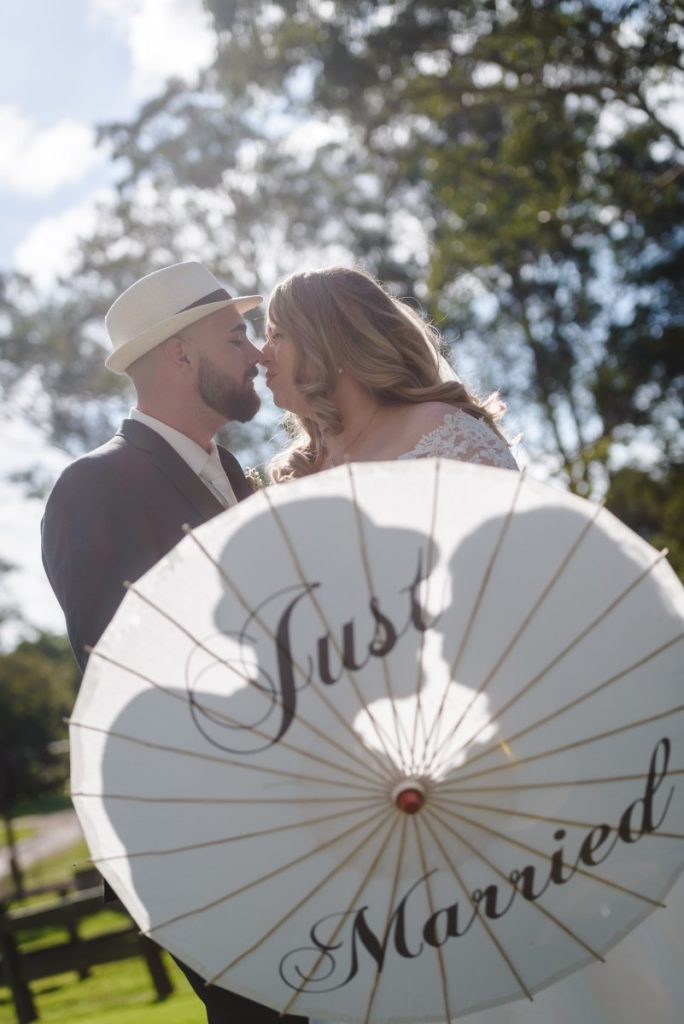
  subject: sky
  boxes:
[0,0,218,642]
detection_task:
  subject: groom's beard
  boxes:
[198,356,261,423]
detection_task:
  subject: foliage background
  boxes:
[0,0,682,799]
[0,634,78,810]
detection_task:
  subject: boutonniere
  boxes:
[245,466,267,492]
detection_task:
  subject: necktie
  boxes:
[199,451,237,508]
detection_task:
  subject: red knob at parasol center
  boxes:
[392,780,426,814]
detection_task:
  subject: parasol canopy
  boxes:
[70,460,684,1022]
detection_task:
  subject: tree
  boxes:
[202,0,683,492]
[603,462,684,578]
[1,1,681,559]
[0,633,78,893]
[0,633,79,809]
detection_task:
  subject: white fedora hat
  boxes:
[105,261,262,374]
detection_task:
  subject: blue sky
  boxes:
[0,1,133,269]
[0,0,216,285]
[1,0,217,640]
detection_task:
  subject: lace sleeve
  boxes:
[397,410,518,470]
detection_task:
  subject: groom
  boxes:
[42,260,263,672]
[41,261,307,1023]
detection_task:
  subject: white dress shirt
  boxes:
[129,408,237,508]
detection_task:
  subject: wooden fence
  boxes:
[0,874,173,1023]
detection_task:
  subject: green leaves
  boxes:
[1,0,681,566]
[0,634,79,807]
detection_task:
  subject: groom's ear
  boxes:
[161,334,192,371]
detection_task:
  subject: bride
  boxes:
[258,265,518,477]
[258,265,683,1024]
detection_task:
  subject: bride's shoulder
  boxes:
[395,401,518,469]
[399,401,464,434]
[388,401,468,454]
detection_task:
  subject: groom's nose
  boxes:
[245,339,261,364]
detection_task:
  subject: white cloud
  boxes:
[91,0,217,98]
[13,189,113,290]
[0,105,104,197]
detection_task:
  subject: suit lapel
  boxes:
[119,419,225,520]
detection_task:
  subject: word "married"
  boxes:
[279,737,675,992]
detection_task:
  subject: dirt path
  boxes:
[0,809,85,882]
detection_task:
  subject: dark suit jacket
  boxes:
[41,418,253,670]
[41,421,310,1023]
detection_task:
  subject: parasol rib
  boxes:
[144,806,393,937]
[357,815,410,1024]
[443,795,684,840]
[427,805,607,962]
[412,815,453,1023]
[183,524,399,784]
[206,810,399,990]
[441,630,684,777]
[444,768,684,794]
[73,793,380,805]
[85,645,384,788]
[420,811,533,1001]
[442,701,684,787]
[431,799,665,908]
[88,799,388,861]
[68,718,381,794]
[263,487,404,777]
[432,548,672,777]
[422,470,526,772]
[407,458,442,775]
[346,461,413,769]
[425,494,603,775]
[279,814,404,1018]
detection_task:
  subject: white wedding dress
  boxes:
[397,409,518,469]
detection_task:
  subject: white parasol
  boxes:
[70,460,684,1022]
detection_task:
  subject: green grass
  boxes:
[0,956,201,1023]
[0,826,35,849]
[0,840,203,1023]
[2,840,93,908]
[21,839,92,891]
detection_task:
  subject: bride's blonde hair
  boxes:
[267,266,507,481]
